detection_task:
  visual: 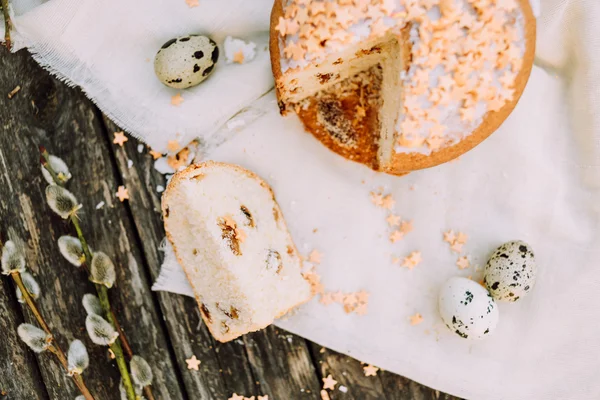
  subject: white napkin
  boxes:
[4,1,600,399]
[154,72,600,400]
[4,0,274,153]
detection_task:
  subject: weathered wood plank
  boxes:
[0,48,184,399]
[379,371,461,400]
[0,278,48,400]
[243,326,322,399]
[308,343,388,400]
[100,117,229,399]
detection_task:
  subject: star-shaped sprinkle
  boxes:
[451,241,463,253]
[149,149,163,159]
[370,191,384,206]
[331,291,344,303]
[308,250,322,264]
[355,303,368,315]
[167,140,180,152]
[320,390,331,400]
[443,230,456,244]
[386,214,401,227]
[356,290,369,303]
[113,131,128,147]
[275,17,288,36]
[284,42,305,61]
[116,186,129,202]
[410,313,423,325]
[257,396,268,400]
[233,50,245,64]
[399,220,413,234]
[185,0,199,7]
[402,251,422,270]
[228,394,244,400]
[381,194,395,210]
[171,93,184,106]
[455,232,468,244]
[389,230,404,243]
[319,293,334,305]
[363,364,379,376]
[457,256,470,270]
[322,374,337,390]
[186,355,201,370]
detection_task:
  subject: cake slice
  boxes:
[162,161,312,342]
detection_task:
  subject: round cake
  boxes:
[270,0,536,175]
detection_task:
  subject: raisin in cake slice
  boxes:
[162,161,312,342]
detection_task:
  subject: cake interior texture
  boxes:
[278,33,404,171]
[164,164,311,342]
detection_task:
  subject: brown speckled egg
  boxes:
[154,35,219,89]
[484,240,537,302]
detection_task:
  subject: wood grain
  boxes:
[0,46,460,400]
[0,48,183,399]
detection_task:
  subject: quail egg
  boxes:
[154,35,219,89]
[484,240,537,302]
[439,277,499,340]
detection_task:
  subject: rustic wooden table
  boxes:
[0,48,459,400]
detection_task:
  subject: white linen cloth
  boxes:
[4,1,600,399]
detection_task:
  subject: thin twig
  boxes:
[11,271,95,400]
[0,0,11,50]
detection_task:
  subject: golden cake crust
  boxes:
[269,0,537,175]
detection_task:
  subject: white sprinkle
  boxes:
[234,339,244,345]
[156,185,165,193]
[223,36,257,64]
[339,386,348,393]
[137,144,144,153]
[287,337,292,343]
[95,201,105,209]
[127,159,133,169]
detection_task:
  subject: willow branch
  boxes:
[1,0,11,50]
[12,272,94,400]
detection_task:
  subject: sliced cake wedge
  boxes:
[162,161,312,342]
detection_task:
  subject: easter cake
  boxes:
[162,161,312,342]
[270,0,536,174]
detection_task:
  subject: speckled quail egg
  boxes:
[484,240,537,302]
[154,35,219,89]
[439,277,499,340]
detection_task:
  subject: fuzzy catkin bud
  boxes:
[17,324,51,353]
[41,155,72,185]
[85,314,118,346]
[67,339,89,375]
[45,185,80,219]
[131,355,153,387]
[1,241,26,275]
[16,272,41,303]
[90,252,116,288]
[82,293,103,316]
[58,236,86,267]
